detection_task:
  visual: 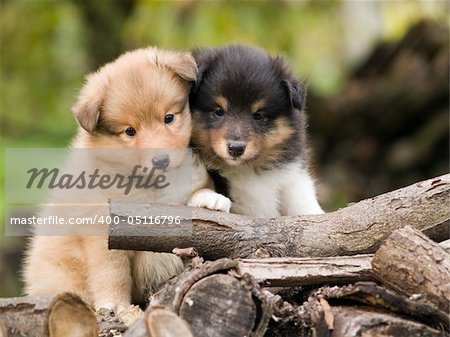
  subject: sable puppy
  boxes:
[23,47,230,313]
[190,44,323,217]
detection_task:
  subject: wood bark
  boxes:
[0,293,98,337]
[372,225,450,314]
[109,174,449,259]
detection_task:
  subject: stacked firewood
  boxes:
[111,175,450,337]
[122,224,450,337]
[1,174,448,337]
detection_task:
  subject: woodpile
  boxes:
[118,226,449,337]
[1,178,448,336]
[108,174,449,337]
[1,174,448,336]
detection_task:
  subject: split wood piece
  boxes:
[109,174,450,259]
[238,237,450,288]
[372,225,450,314]
[0,293,98,337]
[238,254,374,287]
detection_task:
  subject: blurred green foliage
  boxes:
[2,0,446,146]
[1,1,87,146]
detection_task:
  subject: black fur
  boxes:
[207,169,230,198]
[190,44,309,171]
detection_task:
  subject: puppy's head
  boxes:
[72,48,197,169]
[190,45,307,169]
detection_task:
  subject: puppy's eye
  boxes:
[253,112,266,121]
[164,114,175,124]
[125,127,136,137]
[213,107,224,117]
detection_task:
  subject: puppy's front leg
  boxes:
[83,236,132,313]
[280,169,324,215]
[188,188,231,213]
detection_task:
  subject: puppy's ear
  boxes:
[162,52,197,82]
[191,48,218,93]
[71,69,109,134]
[272,56,307,111]
[282,79,307,111]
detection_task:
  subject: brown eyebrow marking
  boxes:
[214,96,229,111]
[251,99,266,113]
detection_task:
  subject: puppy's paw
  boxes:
[96,302,128,315]
[188,189,231,213]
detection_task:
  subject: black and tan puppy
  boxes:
[190,44,323,217]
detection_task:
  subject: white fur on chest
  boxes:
[224,163,323,217]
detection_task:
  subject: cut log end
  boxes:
[146,307,193,337]
[0,293,98,337]
[49,294,98,337]
[179,274,256,337]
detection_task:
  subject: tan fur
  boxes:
[23,47,212,310]
[209,127,229,159]
[214,96,229,111]
[206,117,295,168]
[263,118,296,150]
[251,99,266,113]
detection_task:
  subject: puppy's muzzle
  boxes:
[152,154,170,170]
[227,142,246,158]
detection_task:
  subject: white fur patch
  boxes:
[223,162,324,217]
[187,188,232,213]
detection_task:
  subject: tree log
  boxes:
[0,293,98,337]
[315,282,449,331]
[109,174,449,259]
[372,225,450,314]
[124,259,269,337]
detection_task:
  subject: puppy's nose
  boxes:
[227,142,246,158]
[152,154,170,170]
